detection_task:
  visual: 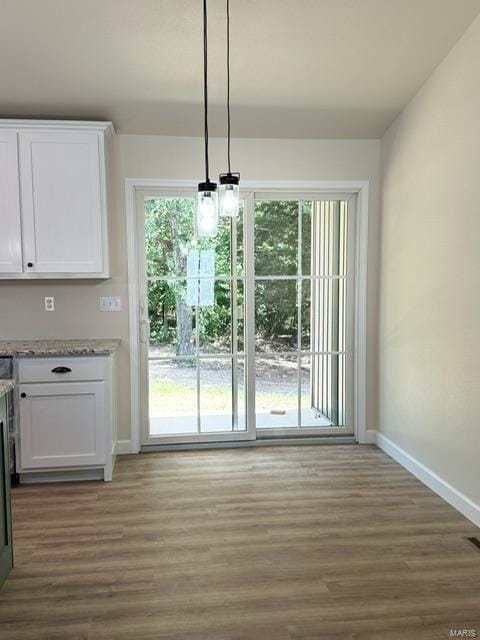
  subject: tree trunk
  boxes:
[176,300,194,356]
[169,201,194,356]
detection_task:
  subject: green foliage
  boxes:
[144,197,307,352]
[254,200,298,347]
[254,200,298,276]
[200,280,232,348]
[255,280,298,349]
[145,198,235,351]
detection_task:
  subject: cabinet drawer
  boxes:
[18,381,107,469]
[17,357,107,383]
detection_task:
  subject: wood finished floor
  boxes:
[0,445,479,640]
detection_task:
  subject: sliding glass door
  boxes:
[254,196,355,437]
[137,189,356,445]
[137,190,254,444]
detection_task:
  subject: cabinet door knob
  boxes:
[51,366,72,374]
[20,392,26,398]
[27,262,34,268]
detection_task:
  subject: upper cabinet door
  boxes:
[0,132,22,273]
[18,130,107,274]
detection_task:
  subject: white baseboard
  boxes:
[373,431,480,528]
[364,429,378,444]
[115,439,135,455]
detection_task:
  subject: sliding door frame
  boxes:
[125,179,369,453]
[252,191,356,439]
[134,187,255,447]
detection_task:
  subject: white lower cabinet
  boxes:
[19,382,106,469]
[15,356,116,482]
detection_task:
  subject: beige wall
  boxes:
[0,140,132,436]
[379,15,480,504]
[0,135,381,442]
[117,135,382,441]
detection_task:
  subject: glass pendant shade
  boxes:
[197,182,218,237]
[219,173,240,217]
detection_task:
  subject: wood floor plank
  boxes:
[0,444,479,639]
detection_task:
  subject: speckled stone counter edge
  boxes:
[0,379,15,398]
[0,339,121,357]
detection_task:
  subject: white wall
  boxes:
[379,14,480,506]
[0,135,381,442]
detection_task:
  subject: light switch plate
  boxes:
[100,296,121,312]
[44,296,55,311]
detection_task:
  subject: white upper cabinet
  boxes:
[19,131,105,274]
[0,131,22,273]
[0,121,113,279]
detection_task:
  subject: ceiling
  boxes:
[1,0,479,138]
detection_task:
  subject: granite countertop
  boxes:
[0,379,15,398]
[0,339,121,357]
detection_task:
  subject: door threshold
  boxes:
[141,435,357,453]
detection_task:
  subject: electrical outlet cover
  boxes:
[100,296,121,312]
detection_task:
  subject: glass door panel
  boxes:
[255,280,298,351]
[199,357,233,432]
[199,280,234,354]
[149,358,198,436]
[139,190,356,445]
[255,354,298,428]
[254,197,354,435]
[254,200,298,276]
[142,195,250,443]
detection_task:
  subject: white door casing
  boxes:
[125,179,369,452]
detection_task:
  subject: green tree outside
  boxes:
[144,197,308,354]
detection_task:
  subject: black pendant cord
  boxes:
[226,0,231,174]
[203,0,210,182]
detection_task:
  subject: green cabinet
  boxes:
[0,393,13,588]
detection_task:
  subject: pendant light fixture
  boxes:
[219,0,240,217]
[197,0,218,237]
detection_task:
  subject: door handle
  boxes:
[51,366,72,374]
[140,319,150,344]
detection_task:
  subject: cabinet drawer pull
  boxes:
[27,262,34,268]
[20,392,26,398]
[51,366,72,374]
